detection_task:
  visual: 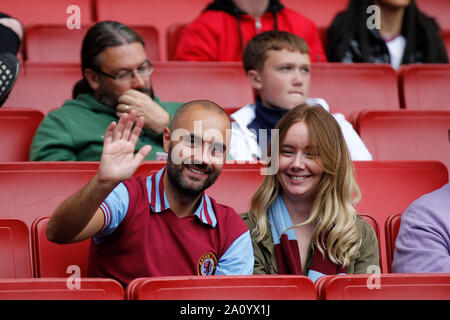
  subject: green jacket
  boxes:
[29,93,182,161]
[241,213,380,275]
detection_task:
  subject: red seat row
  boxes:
[2,106,449,183]
[0,160,447,274]
[3,0,449,61]
[1,214,449,300]
[3,0,448,30]
[5,62,251,115]
[0,272,449,300]
[5,62,450,118]
[0,212,432,280]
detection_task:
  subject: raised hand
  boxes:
[98,110,152,185]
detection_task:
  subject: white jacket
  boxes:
[229,98,373,161]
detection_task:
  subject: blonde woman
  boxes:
[242,104,379,281]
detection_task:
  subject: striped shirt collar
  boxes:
[148,167,217,228]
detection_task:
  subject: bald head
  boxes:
[171,100,230,131]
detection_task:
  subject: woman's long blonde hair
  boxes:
[249,104,362,267]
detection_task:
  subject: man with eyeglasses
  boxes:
[29,21,182,161]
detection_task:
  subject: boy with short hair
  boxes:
[230,30,372,161]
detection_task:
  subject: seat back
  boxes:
[25,24,160,63]
[0,278,124,300]
[355,110,450,178]
[385,213,402,273]
[0,162,99,228]
[416,0,450,30]
[398,64,450,110]
[152,62,253,111]
[5,62,82,114]
[318,273,450,300]
[95,0,211,60]
[1,0,94,26]
[353,160,448,273]
[309,63,400,119]
[31,217,90,277]
[126,275,316,300]
[0,108,44,161]
[0,218,32,278]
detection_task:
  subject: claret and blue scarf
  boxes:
[268,195,347,282]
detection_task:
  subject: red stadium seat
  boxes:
[126,275,316,300]
[0,162,99,228]
[25,24,160,63]
[317,273,450,300]
[399,64,450,110]
[25,24,89,63]
[31,217,90,277]
[282,0,348,29]
[416,0,450,30]
[353,160,448,273]
[95,0,211,61]
[0,108,44,161]
[385,213,402,273]
[1,0,94,26]
[0,278,124,300]
[355,110,450,178]
[5,62,82,114]
[309,63,400,120]
[0,218,32,278]
[152,62,253,111]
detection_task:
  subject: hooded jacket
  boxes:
[326,0,448,66]
[174,0,326,62]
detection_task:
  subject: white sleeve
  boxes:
[229,121,257,161]
[333,113,373,161]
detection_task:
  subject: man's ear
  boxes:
[247,69,263,90]
[84,68,100,91]
[163,127,172,154]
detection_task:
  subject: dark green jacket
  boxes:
[29,93,182,161]
[242,213,380,275]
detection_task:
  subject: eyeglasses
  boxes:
[96,60,154,83]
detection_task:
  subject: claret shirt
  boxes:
[87,167,254,286]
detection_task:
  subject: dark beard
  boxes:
[166,146,221,198]
[96,86,155,110]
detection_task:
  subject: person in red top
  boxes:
[173,0,327,62]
